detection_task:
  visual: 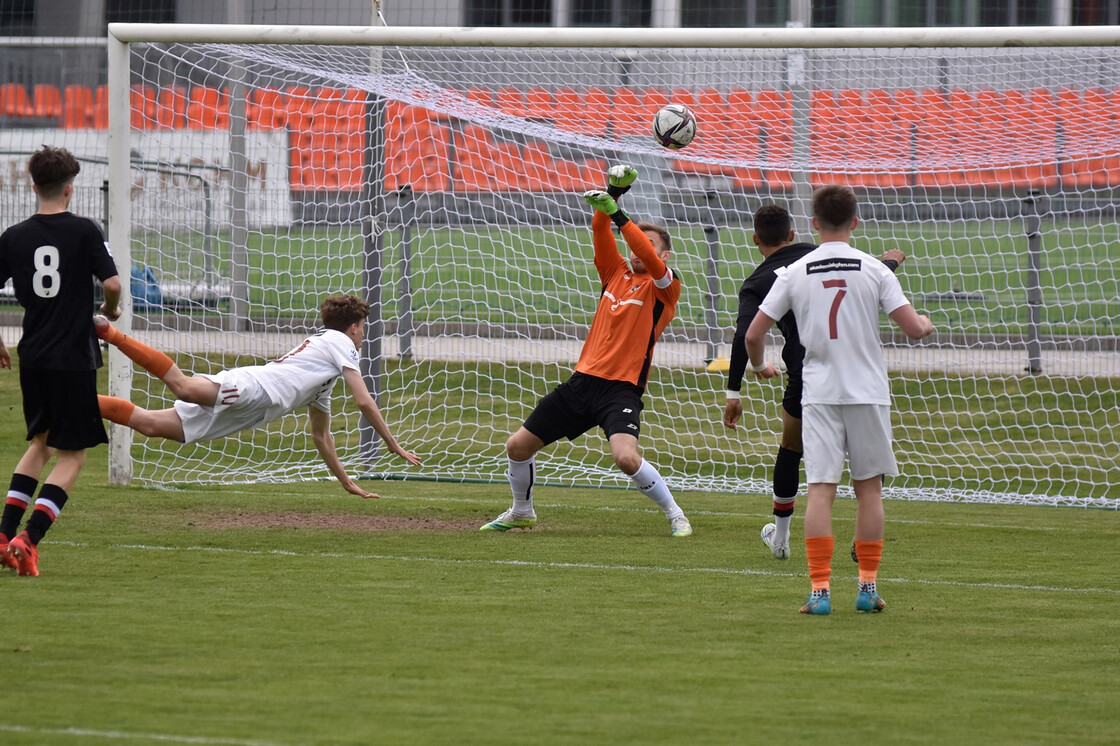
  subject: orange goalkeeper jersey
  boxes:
[574,212,682,390]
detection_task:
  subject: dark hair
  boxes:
[320,294,370,332]
[753,204,792,247]
[29,145,81,200]
[811,185,858,231]
[636,221,671,253]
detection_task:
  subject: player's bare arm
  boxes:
[101,275,123,321]
[722,397,743,430]
[745,311,782,379]
[341,368,422,467]
[0,338,9,369]
[889,304,934,339]
[307,405,380,499]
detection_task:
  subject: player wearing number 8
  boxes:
[745,185,933,615]
[0,146,122,576]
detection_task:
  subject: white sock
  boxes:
[774,513,792,543]
[508,456,535,515]
[629,459,682,519]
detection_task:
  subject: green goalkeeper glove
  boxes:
[584,189,620,215]
[606,164,638,199]
[584,189,631,227]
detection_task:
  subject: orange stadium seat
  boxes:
[0,83,32,118]
[465,87,494,109]
[724,89,764,189]
[755,89,793,190]
[62,84,93,128]
[155,85,187,129]
[384,116,452,192]
[494,87,525,117]
[583,86,611,136]
[1057,87,1118,188]
[186,86,228,130]
[521,141,557,190]
[284,85,315,131]
[130,84,157,129]
[551,88,586,133]
[32,84,62,121]
[523,87,553,122]
[642,86,669,112]
[247,87,286,130]
[611,87,647,138]
[92,84,109,128]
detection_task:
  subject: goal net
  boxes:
[101,25,1120,507]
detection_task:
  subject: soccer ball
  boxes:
[652,104,697,149]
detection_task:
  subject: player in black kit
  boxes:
[722,204,902,560]
[0,146,121,576]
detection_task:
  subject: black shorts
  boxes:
[782,373,803,420]
[21,366,108,451]
[523,372,644,446]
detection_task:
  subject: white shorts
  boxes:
[174,369,274,444]
[802,403,898,484]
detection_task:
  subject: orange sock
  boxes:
[106,331,174,379]
[855,540,883,584]
[98,395,136,426]
[804,535,834,591]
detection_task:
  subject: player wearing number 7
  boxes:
[746,185,933,615]
[0,146,122,576]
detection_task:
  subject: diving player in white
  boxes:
[95,294,421,498]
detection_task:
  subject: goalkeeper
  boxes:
[94,294,421,498]
[481,165,692,537]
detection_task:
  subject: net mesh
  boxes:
[109,41,1120,506]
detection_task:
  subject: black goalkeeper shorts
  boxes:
[523,372,645,446]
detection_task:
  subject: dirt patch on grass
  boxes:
[194,511,478,532]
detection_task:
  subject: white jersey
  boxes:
[217,329,359,414]
[759,241,910,405]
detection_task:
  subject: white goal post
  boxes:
[103,23,1120,507]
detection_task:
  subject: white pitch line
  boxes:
[0,724,299,746]
[49,540,1120,596]
[191,490,1098,533]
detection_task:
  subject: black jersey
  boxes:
[727,242,818,391]
[0,212,118,370]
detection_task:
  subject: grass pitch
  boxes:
[1,371,1118,745]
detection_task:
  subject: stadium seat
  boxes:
[523,87,553,122]
[385,115,452,192]
[186,86,228,130]
[155,85,187,129]
[247,87,286,130]
[494,87,525,117]
[92,84,109,128]
[610,86,647,138]
[551,87,586,133]
[755,89,793,190]
[521,141,557,190]
[0,83,32,118]
[130,84,158,129]
[583,86,611,136]
[284,85,315,131]
[62,84,93,128]
[642,86,669,112]
[1057,87,1117,188]
[32,84,62,122]
[723,89,764,189]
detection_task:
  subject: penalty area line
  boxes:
[0,723,300,746]
[50,540,1120,596]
